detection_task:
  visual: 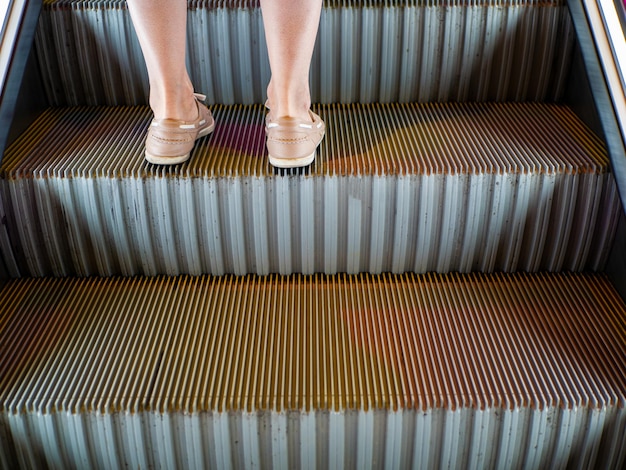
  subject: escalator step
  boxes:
[1,271,624,468]
[1,102,620,277]
[36,0,573,106]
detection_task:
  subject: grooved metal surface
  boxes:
[0,103,620,277]
[35,0,574,106]
[1,272,625,468]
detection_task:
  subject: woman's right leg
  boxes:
[260,0,325,168]
[260,0,322,122]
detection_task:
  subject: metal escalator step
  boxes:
[36,0,574,106]
[0,272,624,468]
[0,102,620,277]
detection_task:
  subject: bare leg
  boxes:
[260,0,322,122]
[127,0,197,121]
[127,0,214,164]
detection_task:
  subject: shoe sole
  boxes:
[268,151,316,169]
[145,122,215,165]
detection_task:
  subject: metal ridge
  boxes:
[0,102,610,178]
[42,1,569,7]
[1,271,625,468]
[0,271,624,413]
[35,0,573,106]
[0,102,619,277]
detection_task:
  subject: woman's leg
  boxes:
[260,0,323,122]
[127,0,197,121]
[127,0,214,164]
[261,0,325,167]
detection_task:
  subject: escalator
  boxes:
[1,0,625,467]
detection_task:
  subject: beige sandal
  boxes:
[265,110,325,169]
[145,93,215,165]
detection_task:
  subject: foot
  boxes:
[145,93,215,165]
[265,110,325,168]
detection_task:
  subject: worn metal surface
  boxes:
[1,272,625,468]
[35,0,574,106]
[0,102,619,277]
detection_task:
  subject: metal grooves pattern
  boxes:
[1,272,625,468]
[0,102,620,277]
[35,0,574,106]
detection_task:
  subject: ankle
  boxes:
[149,83,198,121]
[266,82,312,122]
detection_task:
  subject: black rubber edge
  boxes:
[567,0,626,213]
[0,0,43,165]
